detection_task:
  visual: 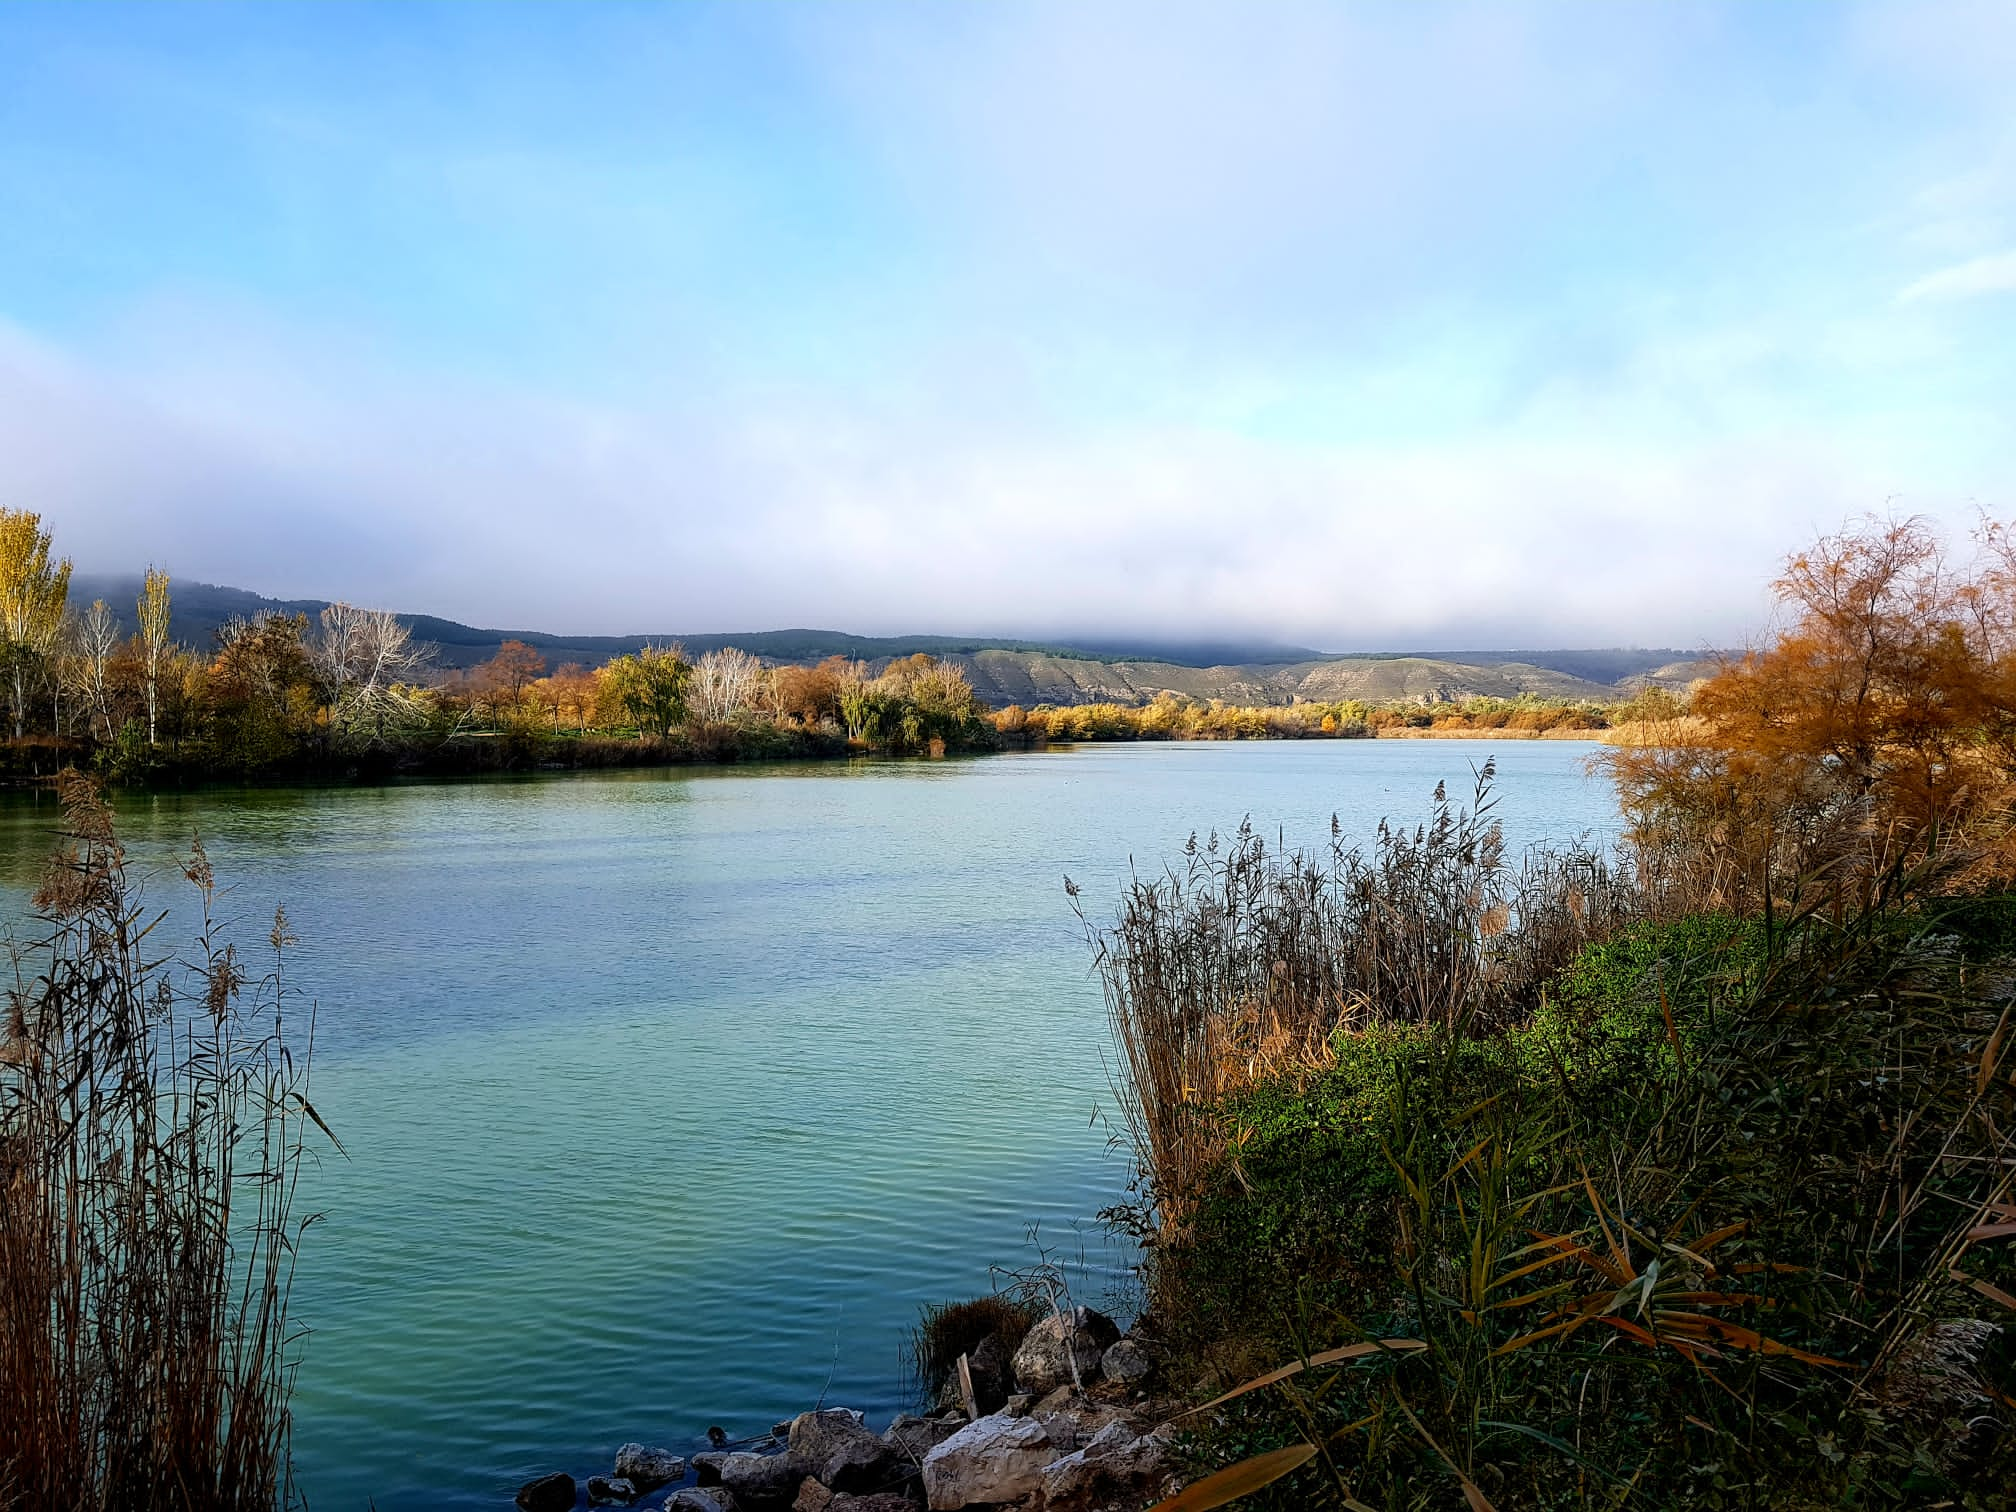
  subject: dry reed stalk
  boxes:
[0,772,326,1512]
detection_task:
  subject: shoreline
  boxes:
[0,724,1620,796]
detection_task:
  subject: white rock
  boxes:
[921,1411,1057,1511]
[1041,1420,1169,1512]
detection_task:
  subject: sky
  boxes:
[0,2,2012,650]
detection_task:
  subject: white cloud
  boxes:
[1898,249,2016,303]
[1,310,1989,652]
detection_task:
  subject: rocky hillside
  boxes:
[943,651,1626,706]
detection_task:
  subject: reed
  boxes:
[1077,761,1636,1231]
[0,772,327,1511]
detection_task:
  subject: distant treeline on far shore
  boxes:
[0,509,1685,784]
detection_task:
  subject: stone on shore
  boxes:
[691,1452,729,1485]
[721,1451,801,1510]
[793,1480,834,1512]
[586,1474,637,1505]
[664,1490,735,1512]
[882,1413,962,1465]
[1100,1336,1153,1386]
[1035,1392,1141,1453]
[515,1473,576,1512]
[921,1412,1055,1511]
[936,1332,1012,1416]
[1010,1307,1120,1395]
[828,1497,918,1512]
[615,1443,687,1491]
[1041,1420,1169,1512]
[787,1409,897,1493]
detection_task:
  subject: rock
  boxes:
[586,1476,637,1505]
[1100,1337,1153,1387]
[794,1481,835,1512]
[692,1452,729,1485]
[967,1333,1013,1415]
[1041,1421,1169,1512]
[664,1491,735,1512]
[827,1498,917,1512]
[882,1413,962,1465]
[516,1473,576,1512]
[1031,1386,1075,1417]
[787,1410,896,1494]
[615,1444,686,1491]
[720,1451,801,1511]
[1010,1307,1120,1395]
[1003,1394,1035,1418]
[1036,1393,1142,1454]
[921,1412,1055,1511]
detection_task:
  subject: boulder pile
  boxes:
[513,1309,1175,1512]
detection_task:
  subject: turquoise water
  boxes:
[0,741,1620,1511]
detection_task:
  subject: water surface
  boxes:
[0,740,1619,1511]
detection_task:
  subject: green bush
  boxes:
[1155,906,2016,1509]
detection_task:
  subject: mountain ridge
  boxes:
[67,574,1717,707]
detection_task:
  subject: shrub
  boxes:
[908,1294,1044,1405]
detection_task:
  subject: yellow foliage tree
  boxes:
[0,509,72,740]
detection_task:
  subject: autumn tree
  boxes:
[770,656,853,727]
[208,613,317,770]
[474,639,547,724]
[1609,513,2016,897]
[540,664,600,732]
[598,643,692,739]
[137,565,170,745]
[0,509,72,739]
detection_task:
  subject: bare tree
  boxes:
[69,599,119,741]
[691,646,763,724]
[313,603,432,744]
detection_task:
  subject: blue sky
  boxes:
[1,1,2012,647]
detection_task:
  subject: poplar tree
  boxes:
[0,509,72,740]
[137,565,170,746]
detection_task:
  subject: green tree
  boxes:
[0,509,72,740]
[599,643,692,739]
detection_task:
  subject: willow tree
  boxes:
[0,510,72,740]
[137,564,171,745]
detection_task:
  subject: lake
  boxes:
[0,740,1620,1511]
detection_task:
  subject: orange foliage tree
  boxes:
[1608,514,2016,899]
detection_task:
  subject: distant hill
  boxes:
[67,574,1716,708]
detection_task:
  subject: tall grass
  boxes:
[1078,762,1635,1231]
[1,773,326,1510]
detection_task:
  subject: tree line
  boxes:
[0,506,1664,784]
[0,509,1005,779]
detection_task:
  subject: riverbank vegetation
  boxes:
[0,508,1011,781]
[1084,516,2016,1509]
[0,510,1669,789]
[994,694,1642,745]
